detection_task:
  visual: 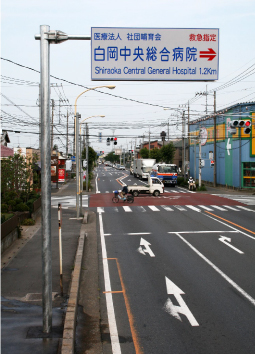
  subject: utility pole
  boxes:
[86,123,89,192]
[213,91,217,187]
[66,111,69,156]
[182,111,186,179]
[76,113,80,218]
[149,127,151,154]
[51,99,54,151]
[199,126,202,187]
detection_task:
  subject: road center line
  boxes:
[175,232,255,307]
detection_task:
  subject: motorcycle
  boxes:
[188,180,196,191]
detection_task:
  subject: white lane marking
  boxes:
[175,232,255,306]
[97,207,105,213]
[223,205,240,211]
[123,206,132,212]
[211,205,227,211]
[164,277,199,326]
[168,231,238,234]
[219,236,244,254]
[148,205,160,211]
[173,205,187,211]
[128,232,152,235]
[106,191,109,193]
[204,212,255,241]
[96,173,99,194]
[138,238,155,257]
[98,212,121,353]
[186,205,201,212]
[236,205,255,212]
[104,234,112,236]
[161,205,174,211]
[198,205,213,211]
[136,206,146,212]
[113,207,119,212]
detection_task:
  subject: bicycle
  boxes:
[112,191,134,203]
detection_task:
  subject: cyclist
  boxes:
[120,185,128,200]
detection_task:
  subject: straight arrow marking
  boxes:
[219,236,244,254]
[164,277,199,326]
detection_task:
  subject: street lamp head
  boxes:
[106,85,116,89]
[100,115,105,117]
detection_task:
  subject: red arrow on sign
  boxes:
[199,48,216,61]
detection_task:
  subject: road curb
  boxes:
[61,226,86,354]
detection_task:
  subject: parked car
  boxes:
[119,165,125,170]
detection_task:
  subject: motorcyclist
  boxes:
[188,177,196,191]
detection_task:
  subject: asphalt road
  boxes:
[94,164,255,354]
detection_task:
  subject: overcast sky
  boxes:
[1,0,255,155]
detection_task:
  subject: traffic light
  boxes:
[229,120,238,135]
[107,137,110,146]
[114,137,117,145]
[243,120,251,134]
[111,138,113,141]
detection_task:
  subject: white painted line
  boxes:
[161,205,174,211]
[127,232,152,235]
[175,232,255,307]
[223,205,240,211]
[211,205,227,211]
[106,191,109,193]
[98,213,121,353]
[123,206,132,212]
[204,213,255,240]
[97,207,105,213]
[186,205,201,212]
[104,233,112,236]
[168,231,238,234]
[137,206,146,212]
[173,205,187,211]
[148,205,160,211]
[113,207,119,212]
[198,205,213,211]
[236,205,255,212]
[96,173,99,193]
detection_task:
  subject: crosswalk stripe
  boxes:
[236,205,255,212]
[161,205,174,211]
[123,206,132,212]
[198,205,213,211]
[148,205,160,211]
[97,207,105,213]
[211,205,227,211]
[186,205,201,212]
[136,206,146,212]
[173,205,187,211]
[223,205,240,211]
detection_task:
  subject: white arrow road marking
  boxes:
[219,236,244,254]
[137,237,155,257]
[227,138,231,155]
[164,277,199,327]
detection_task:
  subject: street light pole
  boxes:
[39,24,52,334]
[74,86,115,215]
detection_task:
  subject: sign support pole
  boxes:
[40,24,52,334]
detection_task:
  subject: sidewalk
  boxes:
[1,179,88,354]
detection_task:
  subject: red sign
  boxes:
[58,168,65,182]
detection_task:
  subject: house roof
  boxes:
[0,145,14,157]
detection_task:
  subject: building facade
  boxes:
[189,102,255,188]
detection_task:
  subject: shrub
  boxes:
[26,199,36,212]
[28,191,40,200]
[22,218,35,226]
[14,203,29,212]
[1,204,9,213]
[8,200,17,210]
[1,214,6,223]
[197,184,207,191]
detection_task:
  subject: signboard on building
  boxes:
[114,149,122,155]
[51,156,58,182]
[91,27,219,81]
[58,168,65,183]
